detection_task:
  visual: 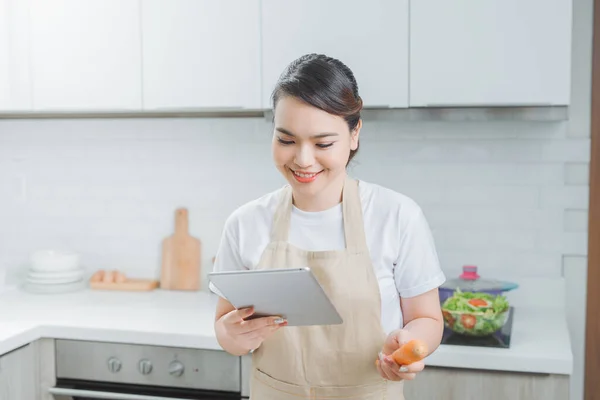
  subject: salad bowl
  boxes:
[441,289,510,337]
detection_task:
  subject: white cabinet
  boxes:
[409,0,572,107]
[1,1,575,114]
[403,366,569,400]
[0,0,32,111]
[141,0,261,110]
[0,1,12,110]
[0,344,36,400]
[261,0,409,109]
[29,0,142,111]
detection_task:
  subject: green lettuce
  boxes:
[442,288,509,314]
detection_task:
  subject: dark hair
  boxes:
[271,53,363,165]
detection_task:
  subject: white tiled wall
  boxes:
[0,117,589,283]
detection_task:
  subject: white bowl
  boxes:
[30,250,80,272]
[27,268,84,280]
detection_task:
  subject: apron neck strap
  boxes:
[341,177,368,252]
[270,177,368,252]
[271,185,294,242]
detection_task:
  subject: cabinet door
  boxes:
[261,0,409,109]
[409,0,572,107]
[29,0,142,111]
[0,344,36,400]
[0,0,10,110]
[141,0,261,110]
[403,366,569,400]
[0,0,32,111]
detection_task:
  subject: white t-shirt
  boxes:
[209,180,446,334]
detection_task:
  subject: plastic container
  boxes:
[439,265,518,303]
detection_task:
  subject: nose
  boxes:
[294,144,315,168]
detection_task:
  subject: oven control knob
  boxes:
[107,357,122,373]
[168,360,184,377]
[138,359,153,375]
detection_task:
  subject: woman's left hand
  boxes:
[375,329,425,381]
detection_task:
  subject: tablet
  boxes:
[208,267,343,326]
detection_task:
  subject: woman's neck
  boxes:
[292,173,347,212]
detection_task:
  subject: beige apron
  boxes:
[250,177,405,399]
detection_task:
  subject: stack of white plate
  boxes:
[23,250,86,294]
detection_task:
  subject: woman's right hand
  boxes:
[217,307,287,352]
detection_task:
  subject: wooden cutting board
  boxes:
[160,208,201,291]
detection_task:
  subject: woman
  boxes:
[211,53,445,399]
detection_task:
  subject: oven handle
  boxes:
[48,387,197,400]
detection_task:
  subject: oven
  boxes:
[49,339,250,400]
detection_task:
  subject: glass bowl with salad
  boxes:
[441,289,510,336]
[439,266,518,336]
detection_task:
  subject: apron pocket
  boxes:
[313,380,403,400]
[253,368,404,400]
[252,368,311,398]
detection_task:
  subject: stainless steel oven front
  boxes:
[50,339,250,400]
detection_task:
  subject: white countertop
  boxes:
[0,286,573,376]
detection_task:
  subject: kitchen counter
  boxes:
[0,286,572,375]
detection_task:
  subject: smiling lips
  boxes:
[290,169,323,183]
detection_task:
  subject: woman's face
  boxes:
[272,96,360,209]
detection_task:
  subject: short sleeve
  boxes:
[394,208,446,298]
[208,216,248,297]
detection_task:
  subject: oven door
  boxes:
[49,378,244,400]
[53,340,249,400]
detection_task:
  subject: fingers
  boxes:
[222,307,287,335]
[241,322,285,341]
[221,307,255,326]
[239,316,287,333]
[376,359,398,381]
[393,329,412,346]
[377,353,423,381]
[239,320,287,350]
[382,328,411,356]
[379,353,404,381]
[216,307,288,353]
[401,360,425,374]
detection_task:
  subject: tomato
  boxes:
[468,298,488,307]
[461,314,477,329]
[442,311,455,327]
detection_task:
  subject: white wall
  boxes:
[0,117,588,282]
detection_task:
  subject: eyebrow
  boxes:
[275,127,339,139]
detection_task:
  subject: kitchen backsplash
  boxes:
[0,117,589,285]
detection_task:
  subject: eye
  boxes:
[277,137,294,145]
[316,143,334,148]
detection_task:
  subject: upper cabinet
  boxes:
[141,0,261,110]
[261,0,409,109]
[409,0,572,107]
[0,0,32,111]
[29,0,142,111]
[0,1,11,110]
[0,1,575,114]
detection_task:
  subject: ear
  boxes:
[350,119,362,151]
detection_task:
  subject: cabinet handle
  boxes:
[48,387,198,400]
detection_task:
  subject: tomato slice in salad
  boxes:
[461,314,477,329]
[468,298,489,307]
